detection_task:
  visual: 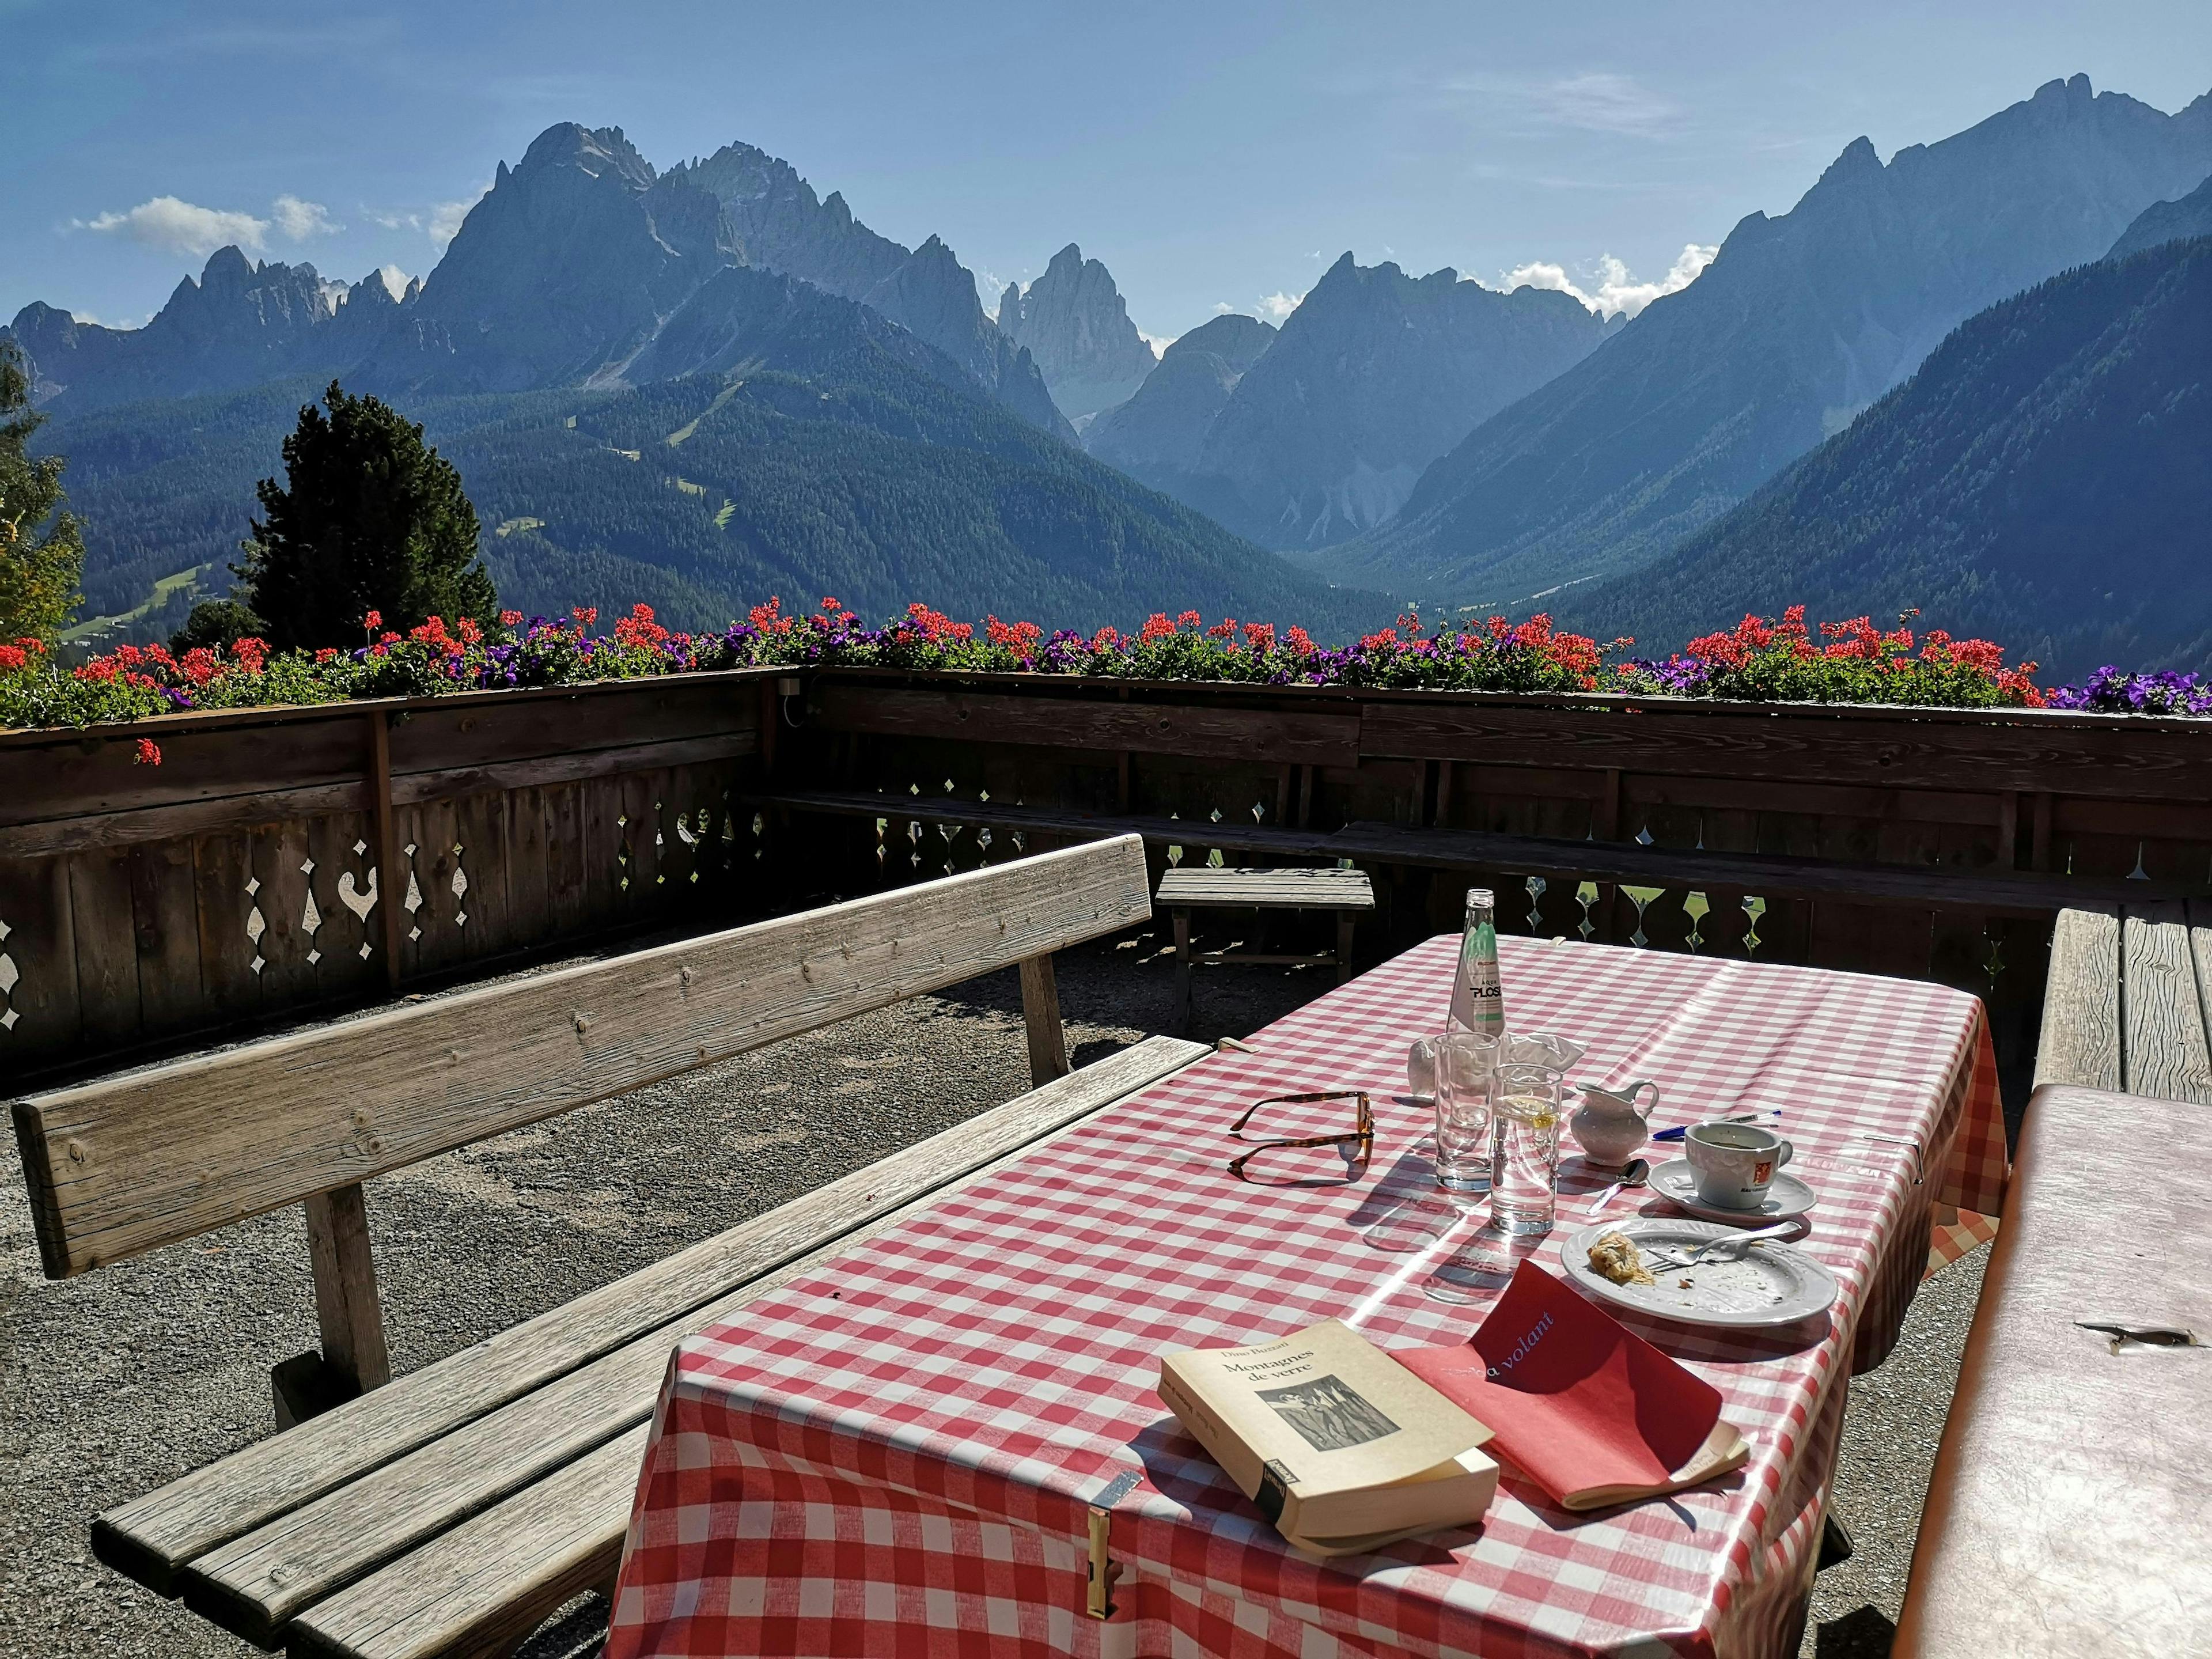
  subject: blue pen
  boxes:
[1653,1111,1774,1142]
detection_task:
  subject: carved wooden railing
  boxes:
[9,664,2212,1118]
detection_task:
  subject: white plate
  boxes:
[1562,1219,1839,1330]
[1649,1160,1818,1225]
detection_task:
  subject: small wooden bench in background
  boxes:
[10,834,1205,1659]
[1156,864,1374,1031]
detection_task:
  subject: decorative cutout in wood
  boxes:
[449,842,469,927]
[403,840,426,938]
[1524,875,1547,936]
[245,874,267,975]
[0,915,20,1031]
[337,847,380,961]
[300,858,323,965]
[652,801,665,885]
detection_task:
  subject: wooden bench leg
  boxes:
[1173,907,1194,1035]
[1335,911,1357,984]
[306,1182,391,1392]
[1018,952,1071,1088]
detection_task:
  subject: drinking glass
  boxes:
[1433,1031,1501,1202]
[1488,1062,1564,1236]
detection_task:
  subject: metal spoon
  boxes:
[1584,1157,1652,1218]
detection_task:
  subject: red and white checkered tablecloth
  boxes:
[607,935,2007,1659]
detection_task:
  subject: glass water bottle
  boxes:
[1433,888,1506,1199]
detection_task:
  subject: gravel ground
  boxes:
[1,918,1983,1659]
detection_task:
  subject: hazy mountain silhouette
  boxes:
[1567,235,2212,679]
[1343,75,2212,605]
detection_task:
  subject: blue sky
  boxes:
[6,1,2209,339]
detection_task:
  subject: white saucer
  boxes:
[1649,1159,1817,1225]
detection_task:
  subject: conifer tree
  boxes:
[0,340,86,642]
[238,381,495,651]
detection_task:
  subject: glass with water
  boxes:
[1488,1061,1564,1236]
[1433,1031,1501,1200]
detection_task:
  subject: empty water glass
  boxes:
[1488,1061,1565,1236]
[1433,1031,1501,1202]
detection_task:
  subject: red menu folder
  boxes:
[1396,1261,1748,1510]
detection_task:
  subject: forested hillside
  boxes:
[1567,237,2212,677]
[36,329,1384,641]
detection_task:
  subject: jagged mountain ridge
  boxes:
[1342,74,2212,603]
[996,244,1161,423]
[2108,170,2212,257]
[5,123,1069,439]
[31,263,1385,642]
[1103,253,1614,551]
[1565,236,2212,679]
[7,249,415,413]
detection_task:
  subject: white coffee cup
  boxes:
[1683,1123,1795,1210]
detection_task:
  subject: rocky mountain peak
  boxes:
[518,122,655,188]
[996,241,1158,422]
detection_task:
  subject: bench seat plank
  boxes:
[2119,902,2212,1103]
[93,1033,1203,1597]
[286,1424,650,1659]
[1156,868,1375,911]
[2032,904,2120,1093]
[16,836,1153,1277]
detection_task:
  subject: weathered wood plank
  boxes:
[69,848,141,1050]
[128,839,203,1040]
[0,855,81,1059]
[2034,906,2122,1093]
[89,1033,1204,1591]
[812,684,1362,767]
[1156,868,1376,911]
[17,836,1153,1277]
[1357,700,2212,802]
[282,1423,650,1659]
[1017,953,1069,1087]
[543,783,588,940]
[304,1183,391,1395]
[191,833,260,1029]
[2118,902,2212,1104]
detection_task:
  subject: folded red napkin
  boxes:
[1396,1260,1747,1510]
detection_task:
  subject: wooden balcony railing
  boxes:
[6,664,2211,1123]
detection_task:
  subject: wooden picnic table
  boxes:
[603,934,2008,1659]
[1155,863,1375,1028]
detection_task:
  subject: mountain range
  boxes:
[1334,74,2212,606]
[8,75,2212,665]
[1569,233,2212,678]
[6,124,1381,639]
[1090,253,1615,550]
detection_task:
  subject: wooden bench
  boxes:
[1891,1084,2212,1658]
[1155,864,1374,1029]
[1891,905,2212,1654]
[10,834,1207,1658]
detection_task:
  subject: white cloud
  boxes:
[1138,332,1176,360]
[367,208,423,232]
[369,264,411,301]
[1497,242,1716,317]
[1257,290,1304,320]
[1443,70,1683,138]
[428,186,490,248]
[77,195,268,257]
[1212,301,1237,315]
[271,195,340,239]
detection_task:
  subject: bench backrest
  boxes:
[12,834,1152,1279]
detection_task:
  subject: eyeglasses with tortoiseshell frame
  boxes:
[1225,1089,1374,1183]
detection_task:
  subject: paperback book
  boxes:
[1158,1317,1499,1555]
